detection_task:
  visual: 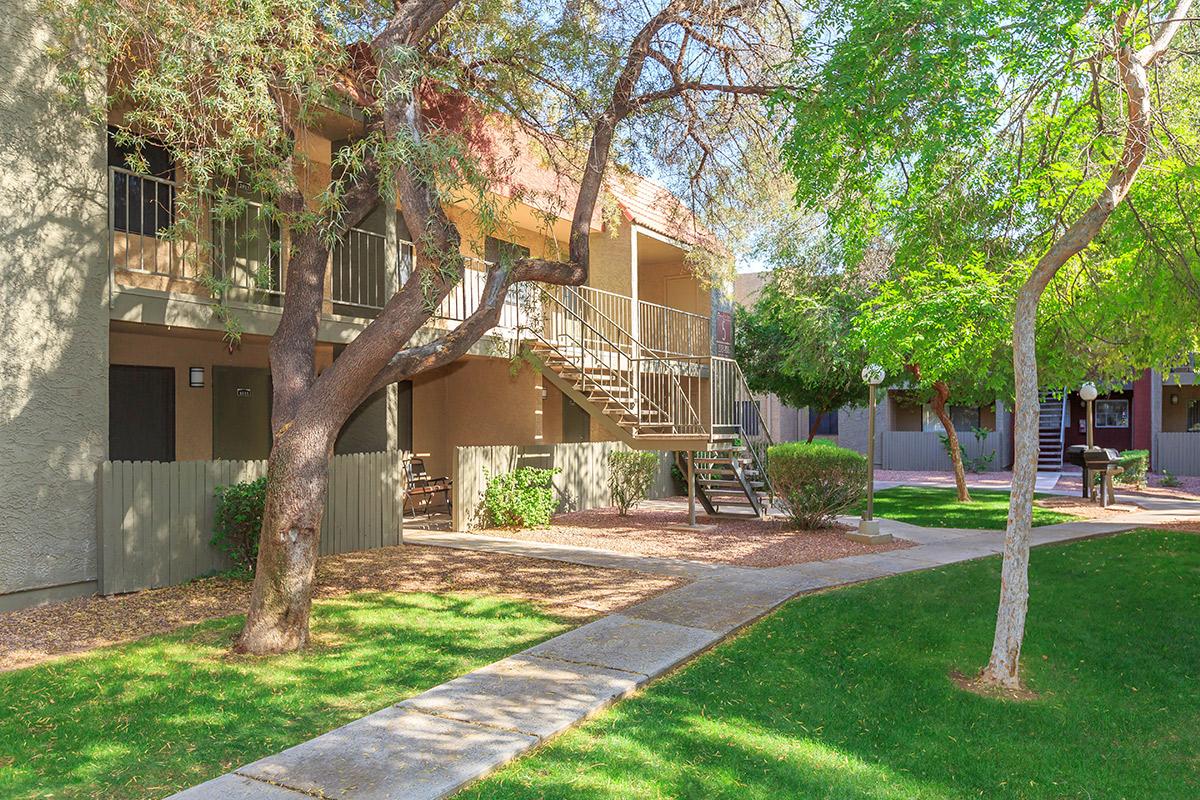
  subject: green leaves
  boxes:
[735,267,871,418]
[607,451,658,516]
[482,466,560,529]
[212,476,268,573]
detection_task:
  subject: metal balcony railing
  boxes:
[107,168,717,356]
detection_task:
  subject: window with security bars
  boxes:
[1187,399,1200,432]
[108,127,176,238]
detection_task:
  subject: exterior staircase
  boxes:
[1037,391,1068,471]
[678,446,771,518]
[521,283,773,517]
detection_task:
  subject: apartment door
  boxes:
[665,275,701,314]
[109,365,176,461]
[562,393,591,443]
[212,366,273,460]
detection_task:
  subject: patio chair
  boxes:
[404,458,452,515]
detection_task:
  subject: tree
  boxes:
[856,260,1016,501]
[736,265,871,440]
[57,0,795,652]
[777,0,1198,690]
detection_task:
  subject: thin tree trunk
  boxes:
[807,409,822,443]
[978,4,1188,688]
[931,381,971,502]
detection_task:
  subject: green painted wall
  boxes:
[0,1,110,602]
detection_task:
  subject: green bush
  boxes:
[1114,449,1149,487]
[768,442,867,529]
[1160,469,1182,488]
[212,476,268,573]
[609,451,659,515]
[483,466,560,528]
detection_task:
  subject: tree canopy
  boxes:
[736,266,870,432]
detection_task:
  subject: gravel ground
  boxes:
[479,504,912,568]
[877,469,1020,490]
[0,544,680,673]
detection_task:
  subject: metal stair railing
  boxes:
[710,356,775,500]
[529,285,704,436]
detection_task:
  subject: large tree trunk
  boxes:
[978,6,1187,689]
[235,422,333,654]
[930,381,971,502]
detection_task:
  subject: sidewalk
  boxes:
[171,498,1199,800]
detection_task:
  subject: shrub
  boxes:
[483,466,560,528]
[1114,449,1149,487]
[212,476,268,573]
[768,442,867,529]
[609,451,659,515]
[1160,469,1182,488]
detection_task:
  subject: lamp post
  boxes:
[850,364,893,544]
[1080,382,1098,449]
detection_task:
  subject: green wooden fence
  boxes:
[96,450,407,595]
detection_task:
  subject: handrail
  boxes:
[710,356,775,498]
[532,285,704,435]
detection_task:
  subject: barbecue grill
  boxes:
[1064,445,1123,507]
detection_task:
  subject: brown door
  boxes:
[212,366,272,460]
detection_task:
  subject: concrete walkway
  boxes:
[171,496,1198,800]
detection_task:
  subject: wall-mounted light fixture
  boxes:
[189,367,205,388]
[1171,393,1180,406]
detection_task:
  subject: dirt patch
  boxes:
[1146,521,1200,534]
[0,544,680,672]
[478,504,913,568]
[1034,497,1143,519]
[950,669,1040,702]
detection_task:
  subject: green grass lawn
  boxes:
[0,592,569,800]
[861,486,1077,529]
[459,531,1200,800]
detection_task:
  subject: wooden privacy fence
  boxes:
[96,450,408,595]
[881,431,1002,472]
[1155,432,1200,476]
[452,442,676,531]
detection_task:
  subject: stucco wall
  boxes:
[0,6,110,601]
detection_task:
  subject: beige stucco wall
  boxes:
[0,6,110,602]
[587,222,634,297]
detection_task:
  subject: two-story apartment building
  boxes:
[2,13,772,610]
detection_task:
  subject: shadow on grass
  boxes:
[459,531,1200,799]
[0,592,567,800]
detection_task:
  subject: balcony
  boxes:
[107,167,714,356]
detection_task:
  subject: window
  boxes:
[108,127,176,238]
[1187,399,1200,433]
[813,410,839,435]
[922,405,981,433]
[1094,399,1130,428]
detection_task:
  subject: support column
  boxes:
[687,450,696,527]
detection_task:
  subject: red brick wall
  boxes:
[1132,368,1153,453]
